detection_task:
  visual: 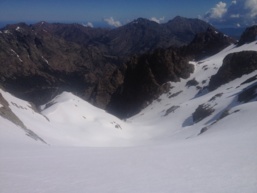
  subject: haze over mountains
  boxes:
[1,16,257,193]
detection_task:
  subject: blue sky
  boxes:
[0,0,256,28]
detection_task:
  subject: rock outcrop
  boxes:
[183,27,236,59]
[209,51,257,91]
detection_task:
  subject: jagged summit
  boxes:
[185,26,236,59]
[166,15,196,24]
[166,16,209,27]
[164,16,213,44]
[2,22,31,33]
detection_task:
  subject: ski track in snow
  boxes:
[1,42,257,193]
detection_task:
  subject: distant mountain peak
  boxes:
[4,22,29,31]
[186,26,236,59]
[129,18,158,26]
[238,25,257,46]
[33,21,50,27]
[171,15,187,21]
[167,16,201,24]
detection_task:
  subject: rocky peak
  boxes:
[165,16,209,28]
[238,25,257,46]
[2,23,32,35]
[164,16,213,45]
[191,27,231,43]
[166,16,189,25]
[4,22,29,30]
[184,27,236,59]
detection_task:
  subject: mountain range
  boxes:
[0,16,235,117]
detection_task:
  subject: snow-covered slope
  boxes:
[0,89,136,147]
[1,42,257,193]
[128,41,257,141]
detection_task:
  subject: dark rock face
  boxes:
[209,51,257,91]
[238,82,257,103]
[192,104,215,123]
[183,27,236,59]
[107,48,194,118]
[238,25,257,46]
[186,78,199,87]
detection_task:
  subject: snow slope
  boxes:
[128,41,257,141]
[1,42,257,193]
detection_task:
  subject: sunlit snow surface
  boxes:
[1,42,257,193]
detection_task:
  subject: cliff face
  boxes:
[107,48,194,118]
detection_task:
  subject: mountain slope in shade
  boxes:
[107,27,235,118]
[0,41,257,193]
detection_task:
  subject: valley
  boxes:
[1,18,257,193]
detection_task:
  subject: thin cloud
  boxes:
[230,14,240,18]
[150,17,165,24]
[204,0,257,27]
[104,17,121,27]
[83,22,94,28]
[245,0,257,17]
[205,2,227,19]
[232,0,237,4]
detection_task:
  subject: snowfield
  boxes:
[1,42,257,193]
